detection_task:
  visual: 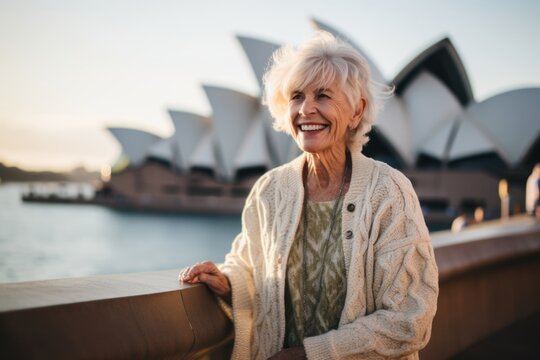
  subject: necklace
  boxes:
[301,155,349,337]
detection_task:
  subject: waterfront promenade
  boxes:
[1,215,539,359]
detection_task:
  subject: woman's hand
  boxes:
[179,261,231,302]
[267,347,307,360]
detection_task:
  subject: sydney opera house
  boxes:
[98,19,540,227]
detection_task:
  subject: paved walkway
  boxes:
[451,311,540,359]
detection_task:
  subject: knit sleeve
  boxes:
[304,169,439,359]
[218,175,267,359]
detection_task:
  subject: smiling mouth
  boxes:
[299,124,328,132]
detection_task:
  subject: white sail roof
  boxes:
[234,115,271,171]
[203,85,262,181]
[463,88,540,166]
[107,127,162,167]
[168,110,212,171]
[108,19,539,176]
[310,17,386,85]
[402,71,464,158]
[419,120,456,160]
[190,131,217,170]
[375,96,413,166]
[448,118,496,161]
[147,138,174,162]
[236,35,281,93]
[253,106,295,165]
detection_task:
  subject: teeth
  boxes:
[300,124,326,131]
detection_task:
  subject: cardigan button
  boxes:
[345,230,353,239]
[347,203,356,212]
[277,256,282,265]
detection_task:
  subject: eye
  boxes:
[316,88,331,99]
[290,92,303,101]
[317,92,330,99]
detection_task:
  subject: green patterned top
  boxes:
[284,199,347,348]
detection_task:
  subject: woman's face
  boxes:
[288,81,361,154]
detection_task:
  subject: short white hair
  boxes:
[263,31,391,150]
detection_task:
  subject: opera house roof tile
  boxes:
[167,110,212,171]
[147,137,174,163]
[393,37,474,106]
[202,85,262,181]
[460,88,540,166]
[190,130,217,171]
[107,127,162,167]
[236,35,281,93]
[403,71,464,160]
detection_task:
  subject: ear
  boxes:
[351,97,366,129]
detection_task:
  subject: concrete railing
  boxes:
[0,271,233,359]
[1,216,539,359]
[422,215,540,359]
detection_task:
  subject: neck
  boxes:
[304,146,349,201]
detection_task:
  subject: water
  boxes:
[0,183,241,283]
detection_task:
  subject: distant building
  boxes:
[100,18,540,227]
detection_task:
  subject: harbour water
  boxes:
[0,183,241,283]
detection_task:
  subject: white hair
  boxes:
[263,31,392,150]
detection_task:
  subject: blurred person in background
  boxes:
[451,204,485,233]
[526,163,540,217]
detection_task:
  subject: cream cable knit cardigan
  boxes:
[219,150,439,360]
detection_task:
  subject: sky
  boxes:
[0,0,539,172]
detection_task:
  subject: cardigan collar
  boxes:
[285,149,376,203]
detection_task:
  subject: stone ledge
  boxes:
[1,217,539,359]
[0,270,233,359]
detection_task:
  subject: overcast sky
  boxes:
[1,0,539,171]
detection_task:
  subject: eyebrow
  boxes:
[290,87,334,96]
[317,87,334,93]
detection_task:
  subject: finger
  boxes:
[185,262,218,279]
[179,268,186,282]
[182,267,203,283]
[179,267,192,281]
[180,267,189,277]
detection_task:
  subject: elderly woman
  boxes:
[181,32,438,359]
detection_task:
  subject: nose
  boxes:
[299,96,316,116]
